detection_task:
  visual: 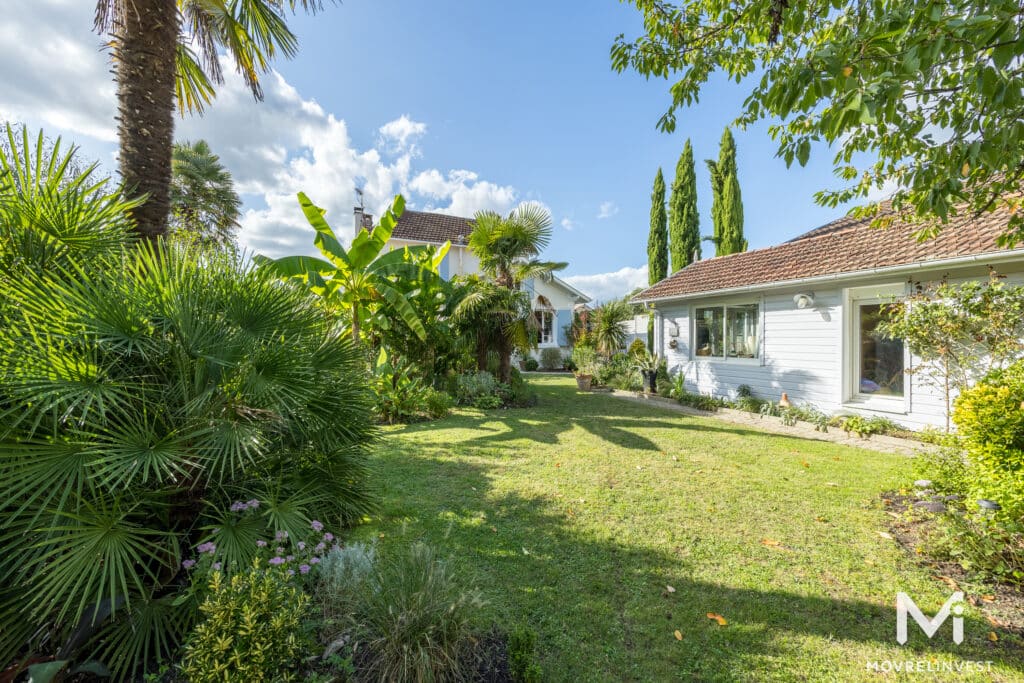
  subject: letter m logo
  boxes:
[896,592,964,645]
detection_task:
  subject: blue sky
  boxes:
[1,0,863,301]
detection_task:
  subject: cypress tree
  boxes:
[706,128,747,256]
[648,168,668,283]
[669,139,700,271]
[647,168,668,352]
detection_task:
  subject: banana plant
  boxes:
[256,193,449,344]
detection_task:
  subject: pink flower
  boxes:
[212,562,221,571]
[323,532,334,542]
[247,499,260,508]
[310,520,324,532]
[315,542,326,551]
[182,559,196,569]
[310,557,320,565]
[269,557,285,565]
[297,542,306,550]
[299,564,311,574]
[256,540,267,547]
[286,555,294,562]
[196,542,216,555]
[275,530,288,541]
[276,547,285,555]
[287,569,295,576]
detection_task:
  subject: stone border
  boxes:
[607,390,932,457]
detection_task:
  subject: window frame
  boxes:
[535,309,555,347]
[843,284,910,413]
[690,301,762,364]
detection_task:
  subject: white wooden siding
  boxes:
[656,263,1024,431]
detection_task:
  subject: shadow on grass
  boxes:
[366,446,1023,681]
[398,378,796,453]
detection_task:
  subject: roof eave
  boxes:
[632,249,1024,305]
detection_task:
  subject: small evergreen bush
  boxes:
[182,560,311,682]
[523,357,539,371]
[508,626,543,683]
[952,360,1024,518]
[539,347,564,370]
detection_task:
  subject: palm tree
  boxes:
[591,299,633,358]
[170,139,242,246]
[93,0,330,239]
[453,277,535,378]
[256,193,447,344]
[467,203,567,380]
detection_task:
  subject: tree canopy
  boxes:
[612,0,1024,246]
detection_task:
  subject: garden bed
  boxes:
[608,389,930,456]
[880,492,1024,638]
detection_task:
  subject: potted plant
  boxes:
[572,345,599,390]
[634,350,662,394]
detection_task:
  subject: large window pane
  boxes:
[726,304,759,358]
[858,303,904,396]
[535,310,554,345]
[694,307,724,357]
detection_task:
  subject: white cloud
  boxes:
[560,217,575,231]
[597,201,619,219]
[378,115,427,154]
[410,169,518,217]
[0,0,526,259]
[564,265,649,304]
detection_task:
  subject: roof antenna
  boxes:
[354,186,364,209]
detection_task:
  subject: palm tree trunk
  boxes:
[497,338,513,383]
[114,0,179,239]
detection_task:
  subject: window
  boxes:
[855,302,904,397]
[535,310,554,345]
[694,304,759,359]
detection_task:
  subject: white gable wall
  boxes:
[655,263,1024,431]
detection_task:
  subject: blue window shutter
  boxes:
[439,253,450,280]
[555,309,572,346]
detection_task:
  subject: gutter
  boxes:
[632,249,1024,305]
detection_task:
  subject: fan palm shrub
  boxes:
[0,234,375,675]
[170,139,242,246]
[591,299,633,357]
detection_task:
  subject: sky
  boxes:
[0,0,872,302]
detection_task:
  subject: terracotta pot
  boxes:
[575,374,593,391]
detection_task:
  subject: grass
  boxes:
[352,376,1024,681]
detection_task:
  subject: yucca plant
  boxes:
[0,236,376,675]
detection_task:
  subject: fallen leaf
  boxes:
[981,594,995,603]
[665,585,676,593]
[935,575,960,591]
[825,482,839,487]
[521,547,530,555]
[842,65,853,77]
[815,516,828,523]
[674,630,683,640]
[877,531,894,540]
[988,631,999,642]
[555,463,561,468]
[986,615,1003,627]
[801,461,810,468]
[761,538,783,548]
[962,162,971,177]
[706,612,728,626]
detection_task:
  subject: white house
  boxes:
[632,204,1024,430]
[354,206,591,359]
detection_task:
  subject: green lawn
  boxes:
[353,376,1024,682]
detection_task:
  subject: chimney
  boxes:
[353,206,373,239]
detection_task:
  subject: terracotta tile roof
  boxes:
[392,210,474,245]
[634,204,1022,302]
